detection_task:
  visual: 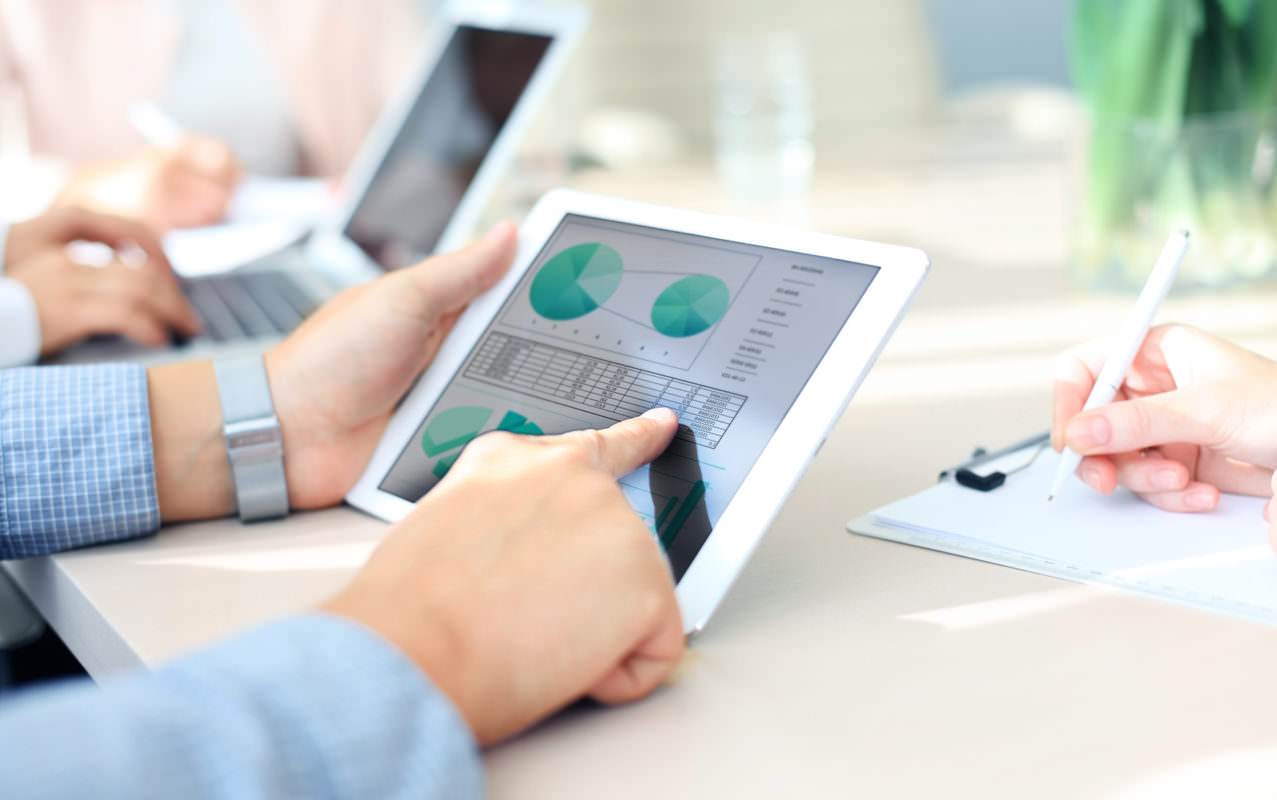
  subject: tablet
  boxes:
[346,189,929,634]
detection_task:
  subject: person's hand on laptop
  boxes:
[54,136,243,233]
[1052,323,1277,517]
[151,222,520,520]
[5,206,200,356]
[322,408,685,745]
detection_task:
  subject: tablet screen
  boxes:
[343,25,553,269]
[379,215,879,580]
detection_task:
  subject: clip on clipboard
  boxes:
[938,431,1050,492]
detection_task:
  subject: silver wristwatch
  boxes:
[213,355,289,521]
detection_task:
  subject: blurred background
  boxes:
[1,0,1275,294]
[503,0,1083,276]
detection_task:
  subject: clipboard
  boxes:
[848,433,1277,627]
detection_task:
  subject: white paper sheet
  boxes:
[851,450,1277,625]
[162,176,328,276]
[163,219,308,277]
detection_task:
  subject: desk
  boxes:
[9,149,1277,797]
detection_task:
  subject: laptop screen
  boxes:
[343,25,553,270]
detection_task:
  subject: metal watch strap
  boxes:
[213,355,289,521]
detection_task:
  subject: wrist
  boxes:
[148,361,235,521]
[319,586,476,738]
[262,342,354,510]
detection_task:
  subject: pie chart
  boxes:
[650,275,730,338]
[422,406,544,480]
[421,406,493,457]
[529,242,624,321]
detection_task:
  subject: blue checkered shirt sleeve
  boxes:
[0,364,160,559]
[0,365,485,797]
[0,614,484,799]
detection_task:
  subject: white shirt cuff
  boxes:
[0,277,41,367]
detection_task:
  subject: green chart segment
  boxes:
[658,480,708,549]
[529,242,624,321]
[650,275,730,338]
[422,406,544,480]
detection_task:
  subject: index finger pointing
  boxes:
[571,408,680,478]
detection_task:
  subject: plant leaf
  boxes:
[1217,0,1254,27]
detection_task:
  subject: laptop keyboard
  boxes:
[181,271,320,342]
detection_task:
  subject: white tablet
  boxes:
[347,189,929,634]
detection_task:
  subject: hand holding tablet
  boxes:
[347,189,929,633]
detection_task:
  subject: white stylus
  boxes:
[1047,230,1191,502]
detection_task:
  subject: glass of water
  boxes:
[712,32,814,207]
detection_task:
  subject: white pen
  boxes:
[127,100,183,148]
[1047,230,1191,502]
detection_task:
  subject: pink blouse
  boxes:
[0,0,430,178]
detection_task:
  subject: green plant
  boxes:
[1071,0,1277,285]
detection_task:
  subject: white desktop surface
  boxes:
[10,142,1277,798]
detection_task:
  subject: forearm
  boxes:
[0,615,483,799]
[0,361,238,558]
[147,360,235,522]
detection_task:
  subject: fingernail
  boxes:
[484,220,513,242]
[1081,468,1102,491]
[1066,415,1111,450]
[1186,490,1215,511]
[641,407,675,419]
[119,243,147,268]
[1151,469,1183,491]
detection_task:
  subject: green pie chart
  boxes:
[529,242,624,321]
[422,406,493,457]
[650,275,730,338]
[422,406,544,481]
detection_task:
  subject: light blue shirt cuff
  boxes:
[0,276,40,368]
[0,614,484,799]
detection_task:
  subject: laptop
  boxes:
[57,1,587,365]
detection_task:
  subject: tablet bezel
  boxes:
[346,188,929,634]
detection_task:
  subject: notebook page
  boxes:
[862,453,1277,624]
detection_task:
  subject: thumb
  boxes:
[402,221,518,319]
[1064,389,1222,455]
[564,408,681,478]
